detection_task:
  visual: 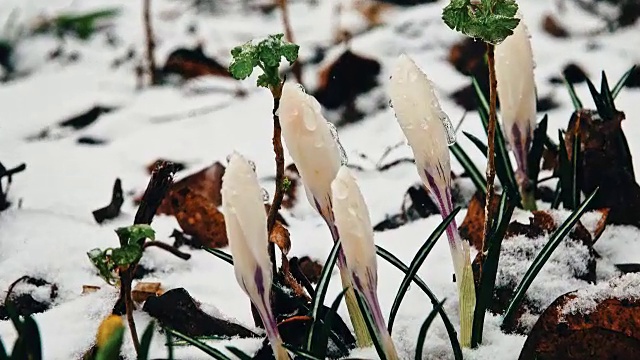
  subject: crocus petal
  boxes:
[331,166,399,359]
[495,13,536,171]
[279,82,342,223]
[221,153,288,359]
[388,54,455,196]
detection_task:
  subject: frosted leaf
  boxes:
[261,188,270,203]
[327,122,349,165]
[439,111,457,146]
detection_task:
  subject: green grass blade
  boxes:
[415,300,446,360]
[472,77,489,113]
[551,181,562,209]
[225,346,253,360]
[563,77,583,110]
[282,344,323,360]
[137,321,155,360]
[204,247,234,265]
[450,143,487,197]
[165,328,231,360]
[95,327,125,360]
[612,65,636,99]
[600,71,615,112]
[305,240,342,353]
[376,247,462,360]
[471,192,516,347]
[354,291,388,360]
[388,208,461,332]
[0,337,7,360]
[571,132,581,209]
[527,115,549,187]
[165,330,174,360]
[22,315,42,360]
[502,188,600,326]
[313,289,348,358]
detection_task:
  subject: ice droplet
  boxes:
[261,188,270,203]
[439,111,457,146]
[327,122,349,165]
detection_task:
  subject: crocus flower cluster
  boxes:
[279,82,373,347]
[221,153,289,360]
[388,54,476,347]
[495,13,537,209]
[332,166,399,359]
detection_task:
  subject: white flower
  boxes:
[331,166,398,360]
[221,152,289,360]
[388,54,455,204]
[495,13,536,172]
[278,82,342,223]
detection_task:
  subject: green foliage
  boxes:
[415,300,446,360]
[33,8,120,40]
[502,188,600,327]
[0,303,42,360]
[471,192,515,347]
[612,65,636,99]
[450,143,487,197]
[442,0,520,45]
[282,177,292,192]
[353,291,387,360]
[527,115,549,191]
[387,208,461,332]
[88,225,155,285]
[229,33,299,89]
[138,321,156,360]
[164,328,234,359]
[95,327,125,360]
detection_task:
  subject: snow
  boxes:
[561,273,640,317]
[1,0,640,359]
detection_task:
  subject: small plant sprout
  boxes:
[278,82,372,347]
[495,13,537,210]
[221,153,289,360]
[331,166,399,360]
[229,33,300,274]
[388,54,476,347]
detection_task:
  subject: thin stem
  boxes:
[277,0,303,86]
[122,270,140,353]
[143,241,191,260]
[480,43,498,275]
[267,83,285,276]
[143,0,158,85]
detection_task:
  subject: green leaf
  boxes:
[138,321,155,360]
[442,0,520,44]
[450,143,487,197]
[95,326,125,360]
[165,328,231,359]
[415,300,446,360]
[563,77,583,111]
[225,347,253,360]
[471,191,515,347]
[115,224,155,246]
[388,208,461,332]
[282,344,322,360]
[375,247,463,360]
[527,115,549,187]
[502,188,600,326]
[0,337,7,360]
[612,65,636,99]
[165,329,174,360]
[22,315,42,360]
[229,43,258,80]
[110,243,143,268]
[306,240,342,355]
[281,43,300,64]
[551,181,562,210]
[586,76,616,121]
[204,247,234,265]
[87,248,117,285]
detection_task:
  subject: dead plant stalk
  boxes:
[277,0,303,86]
[266,83,285,276]
[143,0,158,85]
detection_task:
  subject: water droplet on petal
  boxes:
[248,160,257,172]
[438,111,457,146]
[261,188,270,203]
[327,122,349,165]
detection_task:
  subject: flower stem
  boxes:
[481,43,498,271]
[142,0,158,86]
[267,83,285,276]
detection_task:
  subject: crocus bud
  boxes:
[495,14,537,208]
[221,153,289,360]
[279,82,373,347]
[389,54,476,347]
[332,166,399,360]
[278,82,342,224]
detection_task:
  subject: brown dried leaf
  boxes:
[593,208,610,243]
[520,287,640,359]
[82,285,101,294]
[173,190,228,248]
[270,222,291,256]
[158,162,225,215]
[132,282,163,303]
[542,13,570,38]
[458,191,500,250]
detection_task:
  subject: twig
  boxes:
[277,0,303,86]
[4,276,31,305]
[480,43,498,279]
[266,83,285,276]
[143,241,191,260]
[143,0,158,85]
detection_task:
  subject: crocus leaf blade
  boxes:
[415,300,446,360]
[137,321,155,360]
[450,143,487,197]
[527,115,549,186]
[612,65,635,99]
[165,328,231,360]
[503,188,600,326]
[204,247,234,265]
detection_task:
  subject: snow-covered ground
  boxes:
[1,0,639,359]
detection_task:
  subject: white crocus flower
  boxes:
[389,54,476,347]
[495,14,537,209]
[221,153,289,360]
[332,166,399,360]
[279,82,372,347]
